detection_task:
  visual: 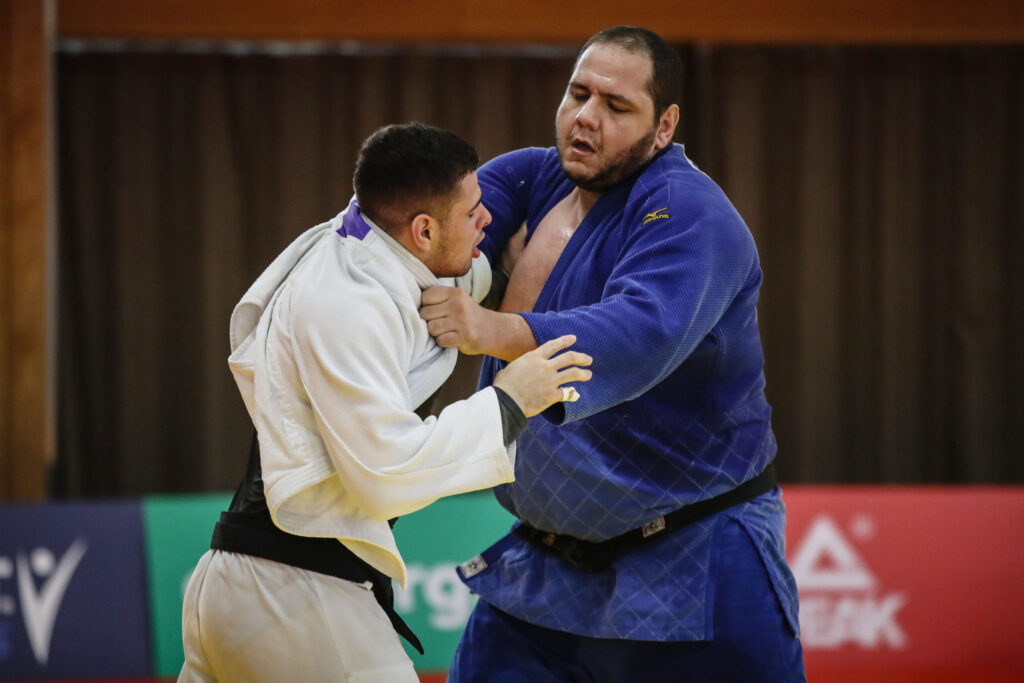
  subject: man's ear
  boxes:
[407,213,436,253]
[654,104,680,150]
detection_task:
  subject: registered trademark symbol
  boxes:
[849,514,876,541]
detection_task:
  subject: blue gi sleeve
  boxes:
[476,148,548,265]
[522,168,762,424]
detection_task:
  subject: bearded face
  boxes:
[555,44,664,193]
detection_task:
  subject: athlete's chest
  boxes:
[501,194,590,313]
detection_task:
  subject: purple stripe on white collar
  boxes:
[337,200,371,240]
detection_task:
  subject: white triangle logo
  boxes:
[17,539,88,666]
[790,515,876,591]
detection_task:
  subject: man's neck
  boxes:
[569,186,601,219]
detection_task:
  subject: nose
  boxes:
[479,203,492,229]
[575,96,599,129]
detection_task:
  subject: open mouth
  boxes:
[570,139,596,154]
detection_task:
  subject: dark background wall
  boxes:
[51,43,1024,496]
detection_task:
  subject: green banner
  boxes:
[140,491,514,676]
[142,493,232,678]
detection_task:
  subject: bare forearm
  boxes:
[471,310,537,361]
[420,285,539,361]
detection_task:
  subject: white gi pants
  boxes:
[179,550,419,683]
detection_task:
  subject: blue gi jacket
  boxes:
[463,143,800,641]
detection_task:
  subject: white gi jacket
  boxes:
[227,200,515,588]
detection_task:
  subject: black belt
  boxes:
[514,462,778,572]
[211,511,423,654]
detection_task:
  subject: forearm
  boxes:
[420,285,538,360]
[469,310,537,361]
[318,387,515,520]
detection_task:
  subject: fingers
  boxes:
[550,341,592,405]
[424,317,463,348]
[424,318,450,337]
[419,284,471,325]
[420,286,456,307]
[557,366,593,384]
[420,288,460,326]
[534,334,577,356]
[551,350,593,369]
[555,363,592,404]
[434,331,461,348]
[491,334,594,416]
[533,337,592,367]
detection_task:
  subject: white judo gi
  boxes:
[180,201,515,682]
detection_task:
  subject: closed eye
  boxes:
[468,195,483,218]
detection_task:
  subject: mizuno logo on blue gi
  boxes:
[642,207,670,226]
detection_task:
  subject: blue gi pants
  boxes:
[449,520,806,683]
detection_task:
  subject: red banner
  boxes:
[784,487,1024,682]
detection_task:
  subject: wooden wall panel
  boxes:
[1,0,52,500]
[57,0,1024,44]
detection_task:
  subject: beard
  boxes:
[427,226,473,278]
[557,126,658,193]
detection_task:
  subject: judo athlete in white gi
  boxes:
[179,123,593,682]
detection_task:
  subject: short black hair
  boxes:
[577,26,683,123]
[353,122,479,234]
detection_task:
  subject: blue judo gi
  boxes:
[449,144,805,682]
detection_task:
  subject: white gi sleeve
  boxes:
[287,270,513,521]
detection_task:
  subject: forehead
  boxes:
[570,44,654,104]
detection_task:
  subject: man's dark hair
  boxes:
[578,26,683,123]
[353,122,479,234]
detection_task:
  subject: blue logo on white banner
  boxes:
[0,501,151,678]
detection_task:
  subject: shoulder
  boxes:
[290,233,407,336]
[627,145,750,242]
[479,147,560,187]
[481,146,557,173]
[632,144,721,205]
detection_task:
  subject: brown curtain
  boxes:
[692,47,1024,483]
[54,44,1023,497]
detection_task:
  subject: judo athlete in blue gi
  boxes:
[419,27,806,682]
